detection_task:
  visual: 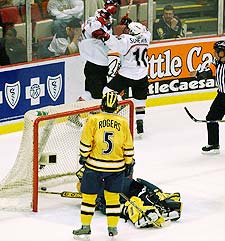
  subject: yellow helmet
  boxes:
[101,91,118,113]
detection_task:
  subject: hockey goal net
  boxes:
[0,99,134,212]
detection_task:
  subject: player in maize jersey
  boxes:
[190,41,225,154]
[78,0,120,100]
[102,21,151,135]
[73,92,134,238]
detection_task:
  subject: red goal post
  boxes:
[32,99,134,211]
[0,99,134,212]
[28,100,134,212]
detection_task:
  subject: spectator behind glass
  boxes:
[0,27,26,65]
[47,17,81,56]
[85,0,105,18]
[47,0,83,35]
[0,0,25,7]
[153,4,184,40]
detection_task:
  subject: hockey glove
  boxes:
[120,15,132,26]
[79,155,87,165]
[92,29,110,41]
[75,165,85,181]
[125,158,135,177]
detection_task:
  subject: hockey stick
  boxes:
[125,0,133,18]
[184,107,225,123]
[119,0,133,26]
[119,192,168,228]
[39,190,82,198]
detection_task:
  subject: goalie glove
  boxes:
[120,15,132,26]
[125,158,135,177]
[92,29,110,41]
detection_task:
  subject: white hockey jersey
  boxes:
[105,29,151,80]
[78,16,112,66]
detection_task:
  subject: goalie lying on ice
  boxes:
[95,177,182,228]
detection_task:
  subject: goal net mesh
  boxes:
[0,100,134,211]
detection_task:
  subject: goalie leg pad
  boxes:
[135,210,158,228]
[125,196,165,228]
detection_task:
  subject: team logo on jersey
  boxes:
[47,74,62,101]
[108,55,120,81]
[5,81,21,109]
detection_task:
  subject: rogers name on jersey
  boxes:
[148,78,216,95]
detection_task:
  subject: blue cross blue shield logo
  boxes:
[47,74,62,101]
[5,81,21,109]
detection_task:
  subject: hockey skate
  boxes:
[108,227,118,237]
[201,145,220,154]
[136,119,144,136]
[68,114,83,128]
[162,210,180,221]
[73,225,91,240]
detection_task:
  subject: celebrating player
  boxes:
[78,0,120,101]
[72,92,134,238]
[102,21,151,135]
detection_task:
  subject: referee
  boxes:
[190,41,225,154]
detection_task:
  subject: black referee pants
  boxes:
[206,92,225,145]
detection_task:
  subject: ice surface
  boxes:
[1,100,225,241]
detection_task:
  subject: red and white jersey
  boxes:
[78,15,112,66]
[105,29,151,80]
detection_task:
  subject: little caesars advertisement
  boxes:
[148,39,218,96]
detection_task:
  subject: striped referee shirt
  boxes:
[215,61,225,93]
[197,59,225,93]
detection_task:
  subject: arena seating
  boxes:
[14,22,26,40]
[33,18,53,43]
[0,6,22,25]
[0,26,2,38]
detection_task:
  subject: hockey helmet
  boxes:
[105,0,121,6]
[128,22,146,38]
[105,4,117,15]
[99,8,111,20]
[101,92,118,113]
[213,41,225,53]
[104,0,120,14]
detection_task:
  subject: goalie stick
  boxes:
[119,192,169,228]
[184,107,225,123]
[39,190,82,198]
[40,190,175,224]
